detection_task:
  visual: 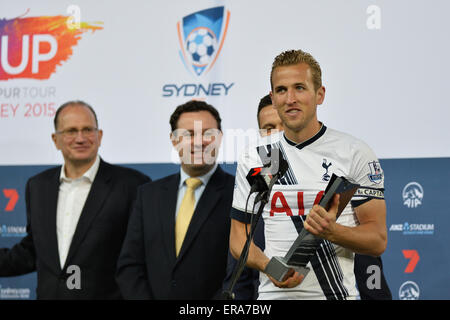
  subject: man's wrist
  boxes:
[326,222,341,243]
[258,256,270,273]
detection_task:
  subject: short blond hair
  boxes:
[270,49,322,91]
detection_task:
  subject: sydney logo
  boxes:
[177,6,230,76]
[0,13,102,80]
[402,182,423,208]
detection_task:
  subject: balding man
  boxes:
[0,101,150,299]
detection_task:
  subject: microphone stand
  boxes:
[222,176,277,300]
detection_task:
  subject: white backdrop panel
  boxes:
[0,0,449,165]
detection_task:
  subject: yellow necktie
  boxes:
[175,177,202,256]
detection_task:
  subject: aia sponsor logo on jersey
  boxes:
[269,190,324,216]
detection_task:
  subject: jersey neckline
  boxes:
[283,123,327,150]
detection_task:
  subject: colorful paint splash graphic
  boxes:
[0,14,103,80]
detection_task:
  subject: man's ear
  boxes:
[316,86,326,105]
[170,132,177,147]
[52,133,60,150]
[212,129,223,147]
[97,129,103,146]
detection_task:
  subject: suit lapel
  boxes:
[44,168,62,272]
[176,167,226,263]
[63,160,112,269]
[160,174,179,267]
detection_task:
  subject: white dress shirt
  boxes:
[175,163,218,218]
[56,156,100,268]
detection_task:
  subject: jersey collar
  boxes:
[283,123,327,150]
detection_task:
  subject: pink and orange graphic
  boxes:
[0,14,103,80]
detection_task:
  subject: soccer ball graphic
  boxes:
[186,27,218,67]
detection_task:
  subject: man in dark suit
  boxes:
[117,100,235,300]
[0,101,150,299]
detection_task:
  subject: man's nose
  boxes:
[191,133,205,147]
[286,88,296,104]
[74,130,87,142]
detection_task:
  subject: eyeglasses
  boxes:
[55,127,98,139]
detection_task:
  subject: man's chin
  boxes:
[67,155,96,166]
[181,162,215,176]
[188,162,212,169]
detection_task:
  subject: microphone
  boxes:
[245,148,289,203]
[246,167,269,194]
[266,150,288,191]
[222,147,289,300]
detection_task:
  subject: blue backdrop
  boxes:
[0,158,449,299]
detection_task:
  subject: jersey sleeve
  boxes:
[231,147,263,223]
[349,140,385,207]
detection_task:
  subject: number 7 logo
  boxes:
[3,189,19,212]
[402,249,420,273]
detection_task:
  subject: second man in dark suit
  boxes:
[117,100,235,300]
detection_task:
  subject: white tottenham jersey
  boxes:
[231,125,385,300]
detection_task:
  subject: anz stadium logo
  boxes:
[177,6,230,76]
[402,182,423,208]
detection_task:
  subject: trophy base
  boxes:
[264,256,310,282]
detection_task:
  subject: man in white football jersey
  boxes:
[229,50,387,300]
